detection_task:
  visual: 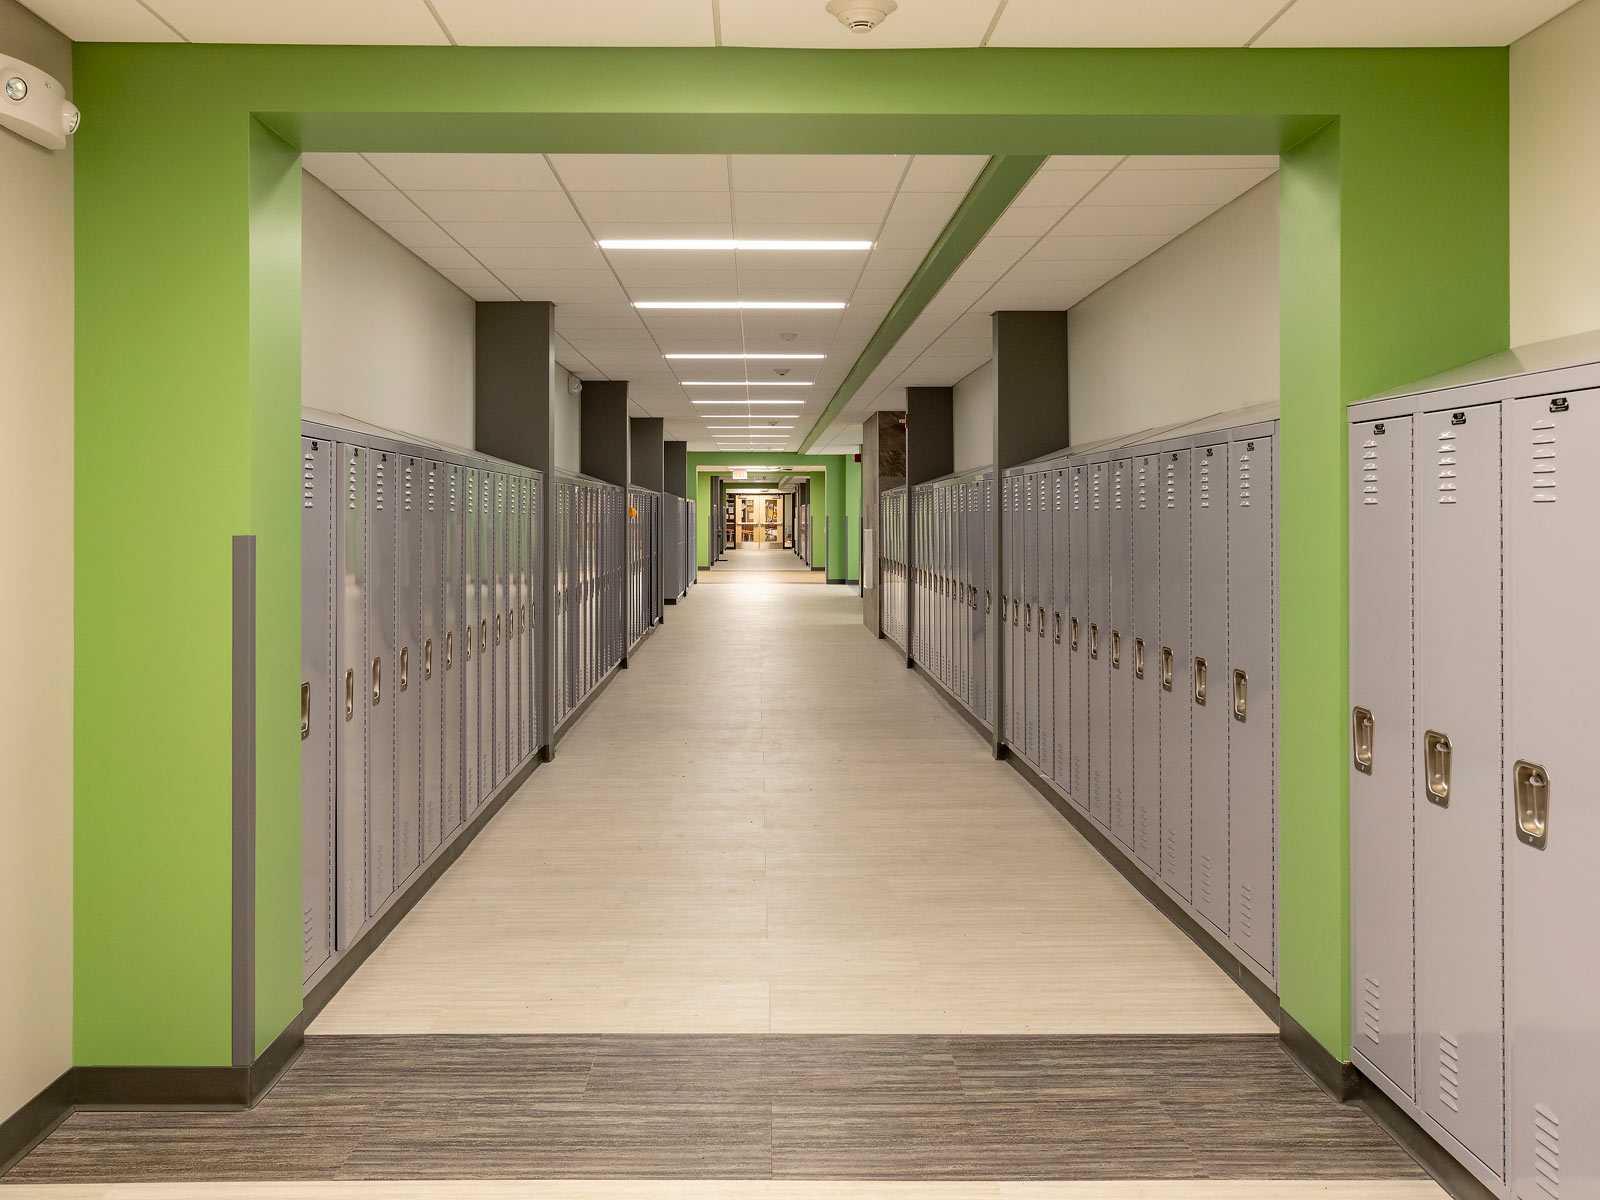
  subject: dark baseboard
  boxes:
[303,750,543,1025]
[909,658,995,744]
[1002,749,1282,1025]
[73,1015,305,1112]
[826,576,845,584]
[0,1070,72,1178]
[664,597,677,605]
[1279,1010,1358,1101]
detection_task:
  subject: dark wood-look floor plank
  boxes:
[0,1033,1429,1185]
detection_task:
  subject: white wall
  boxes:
[1511,0,1600,346]
[953,362,997,473]
[1067,176,1279,445]
[0,0,74,1124]
[554,365,582,473]
[302,175,476,446]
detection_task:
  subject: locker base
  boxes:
[1003,749,1281,1025]
[303,751,545,1026]
[908,657,993,744]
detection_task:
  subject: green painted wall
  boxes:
[71,42,1507,1067]
[687,454,845,577]
[844,455,863,583]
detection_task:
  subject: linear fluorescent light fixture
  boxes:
[692,400,804,406]
[707,426,795,430]
[601,239,871,251]
[682,380,812,387]
[666,353,825,361]
[634,301,846,310]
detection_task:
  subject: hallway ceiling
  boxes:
[25,0,1581,46]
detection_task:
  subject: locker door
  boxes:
[477,468,494,801]
[1228,433,1276,979]
[1052,469,1070,790]
[1110,457,1134,850]
[1036,471,1053,779]
[395,456,423,888]
[420,460,445,862]
[1416,402,1504,1177]
[975,479,990,723]
[1068,465,1090,808]
[1159,449,1193,899]
[509,478,524,767]
[1349,415,1416,1099]
[366,450,398,913]
[300,437,335,983]
[1009,477,1023,748]
[1506,387,1600,1200]
[1022,475,1037,761]
[333,443,368,948]
[1191,441,1229,933]
[1089,460,1111,829]
[1132,452,1161,875]
[442,465,464,841]
[496,473,512,783]
[526,476,538,756]
[463,469,480,820]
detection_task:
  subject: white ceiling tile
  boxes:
[730,155,907,193]
[586,221,737,241]
[608,249,739,272]
[572,191,732,224]
[1253,0,1577,45]
[1121,155,1281,170]
[609,268,739,289]
[1029,234,1177,260]
[734,222,883,241]
[408,245,484,271]
[430,0,715,44]
[469,284,520,301]
[376,221,457,249]
[899,156,991,193]
[1053,204,1219,237]
[736,288,855,303]
[734,192,893,226]
[473,245,611,270]
[873,222,950,251]
[408,191,579,222]
[960,237,1038,264]
[989,0,1284,46]
[550,154,730,192]
[978,282,1093,310]
[439,267,507,291]
[720,0,998,46]
[1082,166,1274,206]
[18,0,182,39]
[303,154,390,191]
[1001,257,1135,283]
[337,190,428,223]
[886,192,968,224]
[495,268,620,290]
[146,0,448,43]
[733,269,863,289]
[444,222,600,249]
[364,153,562,191]
[985,207,1064,237]
[734,248,870,273]
[1014,170,1109,207]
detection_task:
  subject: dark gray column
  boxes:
[475,301,557,757]
[580,380,630,487]
[663,441,688,499]
[905,386,954,486]
[629,418,664,492]
[988,310,1070,757]
[862,410,907,638]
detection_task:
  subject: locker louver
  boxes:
[1437,428,1458,505]
[1361,438,1380,506]
[1531,417,1557,503]
[1439,1032,1462,1113]
[1533,1105,1559,1197]
[1363,975,1382,1046]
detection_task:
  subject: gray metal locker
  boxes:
[1158,448,1193,899]
[1506,386,1600,1200]
[1227,432,1275,979]
[1110,456,1134,850]
[300,437,335,983]
[477,467,495,799]
[525,475,537,759]
[1348,415,1417,1101]
[395,456,423,888]
[1068,464,1089,808]
[334,442,368,948]
[1415,400,1504,1178]
[1089,459,1111,829]
[976,478,990,723]
[1036,471,1053,779]
[495,472,511,785]
[1022,474,1037,763]
[443,464,464,840]
[509,477,524,767]
[462,468,480,819]
[420,462,444,862]
[366,450,398,914]
[1131,451,1161,875]
[1190,440,1229,933]
[1052,468,1070,790]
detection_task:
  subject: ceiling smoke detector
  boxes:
[826,0,897,33]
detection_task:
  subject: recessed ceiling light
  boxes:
[707,426,795,430]
[601,240,871,251]
[665,353,825,361]
[681,380,812,387]
[634,301,846,310]
[692,400,805,406]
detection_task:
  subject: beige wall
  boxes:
[0,0,74,1124]
[1511,0,1600,346]
[302,175,477,446]
[953,361,997,473]
[1067,176,1279,445]
[554,365,582,473]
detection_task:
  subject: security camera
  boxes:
[567,376,583,395]
[826,0,897,32]
[0,58,78,150]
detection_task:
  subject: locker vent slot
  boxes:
[1531,417,1557,504]
[1199,853,1213,907]
[302,450,317,509]
[303,904,315,958]
[1533,1104,1560,1197]
[1361,439,1380,506]
[1438,1032,1462,1112]
[1236,448,1252,507]
[1437,429,1458,505]
[1361,975,1381,1045]
[1165,459,1177,510]
[1198,455,1213,509]
[1238,882,1253,941]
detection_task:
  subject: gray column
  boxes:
[862,410,907,638]
[664,440,688,499]
[629,417,664,492]
[906,386,954,486]
[580,380,630,487]
[988,310,1070,757]
[475,301,557,757]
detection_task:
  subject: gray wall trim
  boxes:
[906,387,954,485]
[230,535,257,1069]
[663,440,688,498]
[580,380,631,487]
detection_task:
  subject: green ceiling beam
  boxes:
[798,154,1045,453]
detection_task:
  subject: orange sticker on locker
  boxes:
[629,506,638,518]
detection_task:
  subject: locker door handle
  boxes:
[400,647,409,692]
[1013,600,1021,626]
[1513,760,1550,849]
[1089,624,1099,659]
[1053,612,1061,644]
[985,591,991,614]
[1070,617,1079,651]
[1025,605,1031,632]
[494,615,502,646]
[1134,638,1145,679]
[1424,730,1451,806]
[301,682,311,739]
[1231,668,1247,721]
[480,620,488,651]
[464,626,472,660]
[1352,706,1373,773]
[1111,630,1122,669]
[445,632,453,669]
[372,657,382,705]
[1193,657,1206,704]
[345,669,355,720]
[424,639,433,680]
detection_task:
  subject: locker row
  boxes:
[880,488,908,649]
[1348,341,1600,1199]
[627,488,663,650]
[300,410,544,992]
[661,494,696,602]
[552,473,625,725]
[882,405,1279,990]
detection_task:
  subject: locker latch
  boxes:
[445,631,453,669]
[1231,669,1247,721]
[1039,611,1047,640]
[1054,612,1062,644]
[1025,605,1031,633]
[1134,638,1144,679]
[424,639,433,681]
[1193,657,1206,704]
[372,657,382,706]
[494,615,502,646]
[345,669,355,720]
[1424,730,1452,806]
[1111,630,1122,669]
[1513,760,1550,849]
[1352,706,1373,774]
[481,620,488,651]
[301,682,311,739]
[400,647,409,692]
[1071,617,1080,651]
[1089,624,1099,659]
[1161,647,1173,691]
[1013,599,1021,627]
[985,591,991,614]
